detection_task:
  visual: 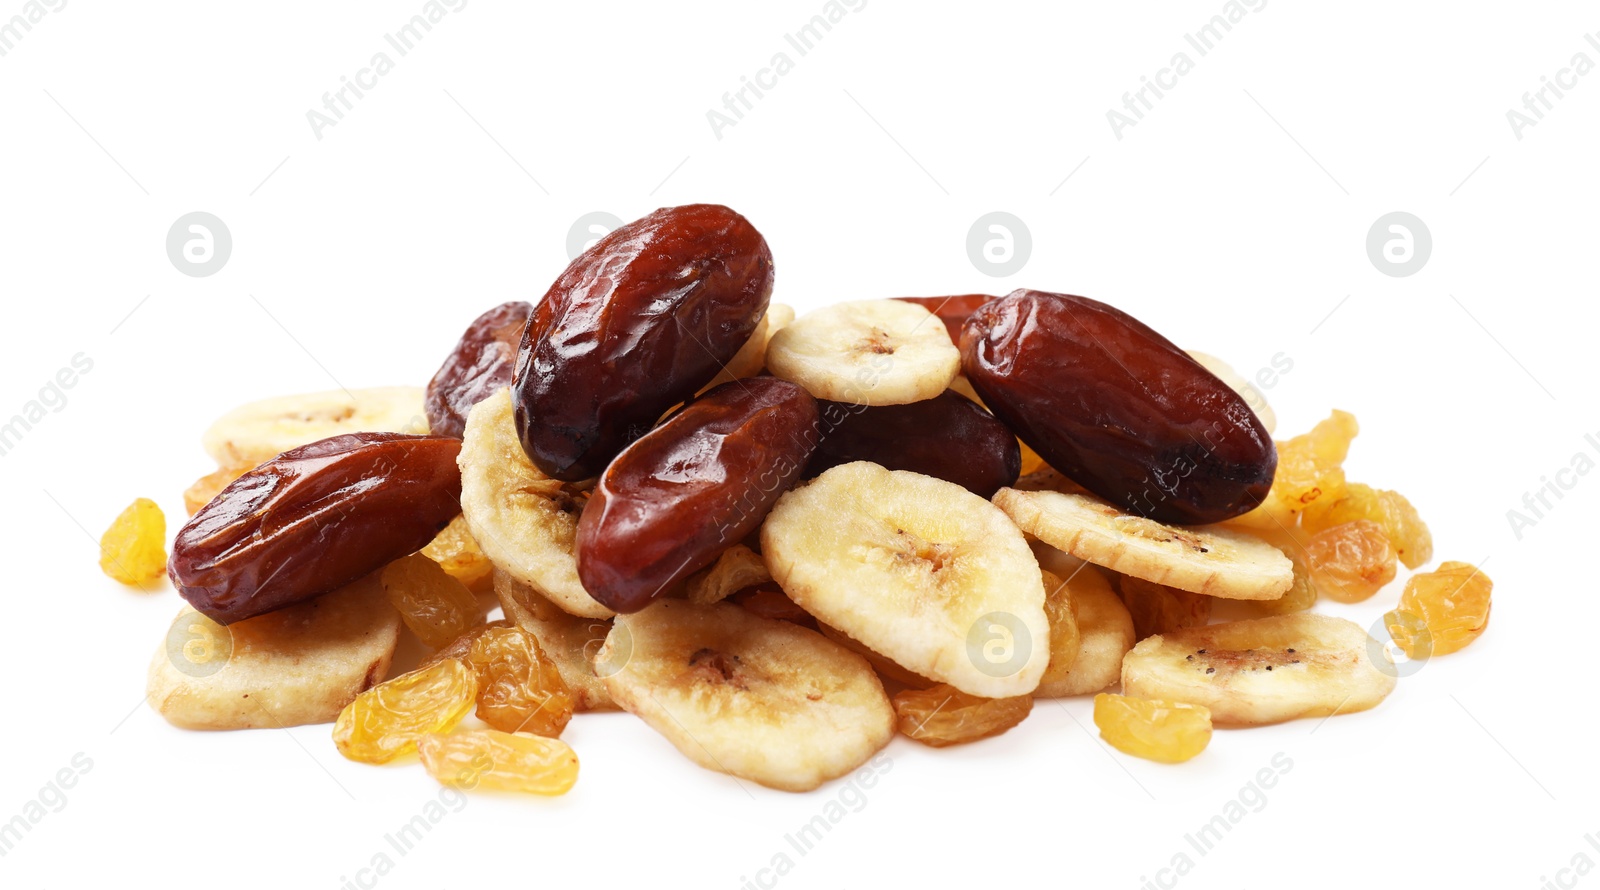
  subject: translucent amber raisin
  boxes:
[1387,561,1491,657]
[1303,519,1396,603]
[99,498,167,586]
[467,626,575,737]
[1302,482,1433,569]
[1230,410,1358,530]
[422,620,513,668]
[1251,529,1319,615]
[183,465,251,515]
[381,553,481,650]
[417,729,578,795]
[1116,576,1212,638]
[333,659,477,764]
[422,515,493,592]
[1093,694,1211,763]
[892,684,1032,747]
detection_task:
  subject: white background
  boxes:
[2,2,1594,887]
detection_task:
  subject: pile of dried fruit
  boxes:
[103,204,1492,793]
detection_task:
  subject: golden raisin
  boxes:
[467,625,575,737]
[1251,529,1319,615]
[333,659,477,764]
[99,498,167,586]
[422,620,513,668]
[1302,482,1433,569]
[1303,519,1396,603]
[1093,694,1211,763]
[418,729,578,795]
[1116,575,1212,638]
[892,684,1032,747]
[381,553,482,650]
[182,465,252,515]
[1230,410,1357,530]
[422,514,494,592]
[1387,561,1492,657]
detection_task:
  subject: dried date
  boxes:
[170,433,464,624]
[425,301,532,438]
[808,391,1021,497]
[513,204,774,480]
[961,290,1275,524]
[895,295,996,344]
[576,377,818,613]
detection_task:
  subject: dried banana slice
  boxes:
[598,600,894,792]
[146,573,401,729]
[492,570,617,711]
[994,488,1292,601]
[1120,613,1397,725]
[762,462,1049,698]
[1034,561,1135,698]
[765,299,959,406]
[459,388,613,619]
[201,386,426,466]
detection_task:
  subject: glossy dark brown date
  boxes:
[575,377,818,613]
[961,290,1275,524]
[425,301,532,438]
[513,204,774,481]
[808,391,1021,498]
[170,433,464,624]
[895,295,996,344]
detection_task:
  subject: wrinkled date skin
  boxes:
[576,378,818,613]
[514,204,774,481]
[170,433,464,624]
[961,290,1276,524]
[425,301,532,438]
[808,391,1021,498]
[895,295,997,344]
